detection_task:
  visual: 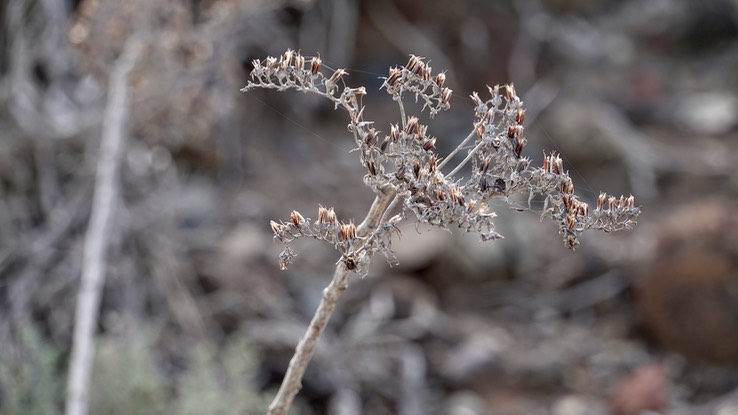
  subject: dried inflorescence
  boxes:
[242,49,640,271]
[268,205,398,275]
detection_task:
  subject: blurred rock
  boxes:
[553,395,606,415]
[445,390,488,415]
[636,198,738,364]
[609,363,669,415]
[675,92,738,135]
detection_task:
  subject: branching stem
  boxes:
[446,140,485,177]
[438,128,476,170]
[266,189,395,415]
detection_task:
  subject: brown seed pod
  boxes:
[516,109,525,125]
[435,72,446,88]
[514,137,527,158]
[310,56,322,74]
[367,160,377,176]
[344,255,357,270]
[291,210,304,227]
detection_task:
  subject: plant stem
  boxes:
[438,128,476,170]
[266,189,395,415]
[446,140,485,178]
[65,39,141,415]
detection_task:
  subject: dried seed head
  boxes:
[390,124,400,142]
[294,52,305,70]
[450,185,465,207]
[367,159,377,175]
[386,67,401,87]
[406,116,420,135]
[441,88,453,106]
[407,55,425,74]
[340,221,356,241]
[561,177,574,194]
[291,210,305,227]
[546,153,563,174]
[608,195,617,210]
[467,199,477,213]
[471,92,483,107]
[351,87,367,96]
[364,128,377,145]
[507,125,518,139]
[516,109,525,125]
[428,156,438,173]
[422,66,432,81]
[597,192,607,210]
[566,234,577,248]
[423,137,436,151]
[380,136,391,152]
[566,213,577,230]
[317,206,337,225]
[270,220,284,234]
[577,203,589,217]
[418,124,429,139]
[514,137,527,158]
[554,157,564,175]
[282,49,294,66]
[504,83,516,101]
[475,124,484,138]
[250,59,262,76]
[435,72,446,88]
[481,156,491,174]
[413,162,421,178]
[329,68,348,84]
[485,108,496,124]
[562,194,573,211]
[310,56,322,74]
[626,195,635,208]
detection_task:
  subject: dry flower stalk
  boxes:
[242,49,640,415]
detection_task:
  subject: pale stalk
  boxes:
[65,39,142,415]
[438,128,476,170]
[446,140,485,178]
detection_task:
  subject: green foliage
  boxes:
[88,329,168,415]
[0,322,62,415]
[0,320,267,414]
[174,333,269,415]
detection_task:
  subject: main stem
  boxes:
[267,188,395,415]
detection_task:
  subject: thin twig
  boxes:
[446,140,485,177]
[64,39,142,415]
[438,128,476,170]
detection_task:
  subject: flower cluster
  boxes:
[268,205,401,275]
[382,55,453,117]
[243,50,640,270]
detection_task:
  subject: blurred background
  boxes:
[1,0,737,414]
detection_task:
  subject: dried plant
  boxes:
[242,49,640,415]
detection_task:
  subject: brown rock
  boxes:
[636,199,738,364]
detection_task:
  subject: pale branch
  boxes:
[64,39,142,415]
